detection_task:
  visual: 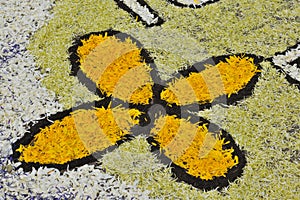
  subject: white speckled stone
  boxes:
[273,44,300,83]
[0,0,152,199]
[120,0,159,25]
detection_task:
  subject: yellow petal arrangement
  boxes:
[73,31,153,105]
[13,30,265,190]
[161,55,260,105]
[149,115,239,180]
[16,106,142,165]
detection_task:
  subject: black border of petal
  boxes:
[155,54,264,113]
[113,0,164,27]
[166,0,220,8]
[146,115,246,191]
[12,30,266,191]
[68,29,162,106]
[11,98,135,173]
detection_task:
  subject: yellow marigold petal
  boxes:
[128,108,143,124]
[161,55,259,105]
[17,106,140,165]
[77,33,108,63]
[129,83,153,105]
[112,64,153,104]
[151,116,239,180]
[77,33,153,104]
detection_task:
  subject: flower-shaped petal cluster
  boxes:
[13,30,265,190]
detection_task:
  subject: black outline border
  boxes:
[266,42,300,90]
[156,54,264,113]
[113,0,164,27]
[146,115,246,191]
[11,98,135,173]
[68,29,162,105]
[12,31,258,191]
[166,0,220,8]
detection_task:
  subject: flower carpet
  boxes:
[1,0,299,199]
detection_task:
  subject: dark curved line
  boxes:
[14,135,134,173]
[166,0,220,8]
[266,42,300,90]
[113,0,164,27]
[146,123,246,191]
[11,98,136,172]
[157,54,265,112]
[68,30,162,102]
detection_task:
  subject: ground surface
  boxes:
[0,0,299,199]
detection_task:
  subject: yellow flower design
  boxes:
[12,29,266,190]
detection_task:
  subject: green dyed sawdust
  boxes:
[102,64,300,199]
[27,0,300,199]
[28,0,300,108]
[27,0,144,108]
[100,64,300,199]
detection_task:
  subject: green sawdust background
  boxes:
[27,0,299,199]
